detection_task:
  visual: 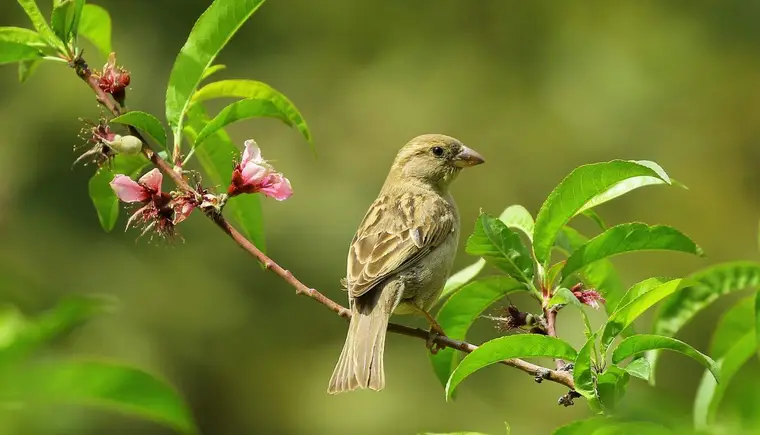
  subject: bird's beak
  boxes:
[454,145,485,167]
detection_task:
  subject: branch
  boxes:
[72,56,576,393]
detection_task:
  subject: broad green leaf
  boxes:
[78,4,112,58]
[191,79,312,145]
[465,213,534,285]
[430,277,526,390]
[18,58,42,82]
[553,418,609,435]
[533,160,672,264]
[165,0,266,146]
[88,155,151,232]
[0,27,49,48]
[601,279,683,354]
[596,365,629,411]
[694,332,755,430]
[185,104,266,251]
[612,277,672,315]
[0,295,113,365]
[756,291,760,361]
[16,0,65,52]
[612,334,719,383]
[498,204,534,241]
[51,0,85,45]
[590,421,672,435]
[710,296,754,358]
[201,64,226,81]
[561,223,703,280]
[622,357,651,381]
[1,360,197,434]
[111,111,168,150]
[0,41,43,64]
[438,259,485,302]
[573,332,597,399]
[576,160,672,215]
[445,335,577,400]
[650,262,760,383]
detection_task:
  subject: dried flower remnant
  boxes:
[73,116,118,168]
[95,52,131,105]
[570,283,605,310]
[110,169,178,239]
[228,140,293,200]
[484,305,546,335]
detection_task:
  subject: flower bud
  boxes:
[106,134,143,156]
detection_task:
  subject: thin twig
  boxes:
[72,56,576,392]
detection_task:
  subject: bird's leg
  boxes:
[409,305,447,354]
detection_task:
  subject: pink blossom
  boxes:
[228,140,293,201]
[110,169,162,203]
[97,52,131,103]
[109,169,181,239]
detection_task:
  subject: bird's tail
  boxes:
[327,292,391,394]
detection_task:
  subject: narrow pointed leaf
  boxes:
[694,332,755,430]
[445,335,577,400]
[438,259,485,302]
[581,209,608,231]
[430,277,526,390]
[562,223,704,279]
[576,160,672,214]
[596,366,630,411]
[18,58,41,82]
[465,213,534,284]
[0,41,43,64]
[16,0,66,51]
[601,279,684,354]
[649,262,760,383]
[710,296,754,358]
[201,64,226,81]
[0,27,49,48]
[1,360,197,434]
[498,204,534,240]
[111,111,168,150]
[185,104,266,251]
[623,357,651,381]
[573,333,597,399]
[612,334,719,383]
[51,0,85,44]
[78,4,112,58]
[533,160,672,264]
[191,79,312,145]
[88,155,151,232]
[612,277,671,314]
[165,0,266,145]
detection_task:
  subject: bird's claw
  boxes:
[425,329,446,354]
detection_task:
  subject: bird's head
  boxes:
[389,134,485,189]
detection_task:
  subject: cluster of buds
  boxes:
[74,116,142,168]
[569,283,605,310]
[109,139,292,240]
[94,52,131,106]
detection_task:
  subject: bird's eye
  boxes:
[431,146,444,157]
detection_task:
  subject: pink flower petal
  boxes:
[240,161,270,185]
[260,174,293,201]
[173,201,196,225]
[138,168,163,193]
[110,174,149,202]
[242,139,263,164]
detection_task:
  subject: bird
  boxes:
[327,134,485,394]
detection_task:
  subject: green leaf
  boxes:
[165,0,266,147]
[1,360,197,434]
[438,259,485,303]
[549,287,593,336]
[590,422,672,435]
[533,160,672,265]
[756,291,760,361]
[445,335,577,400]
[191,79,312,145]
[465,213,534,285]
[0,41,43,64]
[201,64,226,81]
[561,223,704,280]
[0,295,113,366]
[612,277,671,315]
[650,262,760,383]
[596,365,630,411]
[710,296,754,358]
[612,334,719,383]
[18,58,42,82]
[111,111,168,150]
[51,0,85,45]
[185,104,266,251]
[601,279,684,354]
[553,418,609,435]
[622,357,651,381]
[694,332,755,430]
[498,204,534,241]
[581,209,608,231]
[0,27,49,48]
[88,155,151,232]
[573,332,597,399]
[430,277,526,390]
[16,0,65,52]
[78,4,112,58]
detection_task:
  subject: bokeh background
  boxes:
[2,0,760,434]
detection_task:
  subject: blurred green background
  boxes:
[2,0,760,434]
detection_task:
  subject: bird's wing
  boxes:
[346,192,454,298]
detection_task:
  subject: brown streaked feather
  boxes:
[346,191,454,298]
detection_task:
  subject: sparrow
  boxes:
[327,134,485,394]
